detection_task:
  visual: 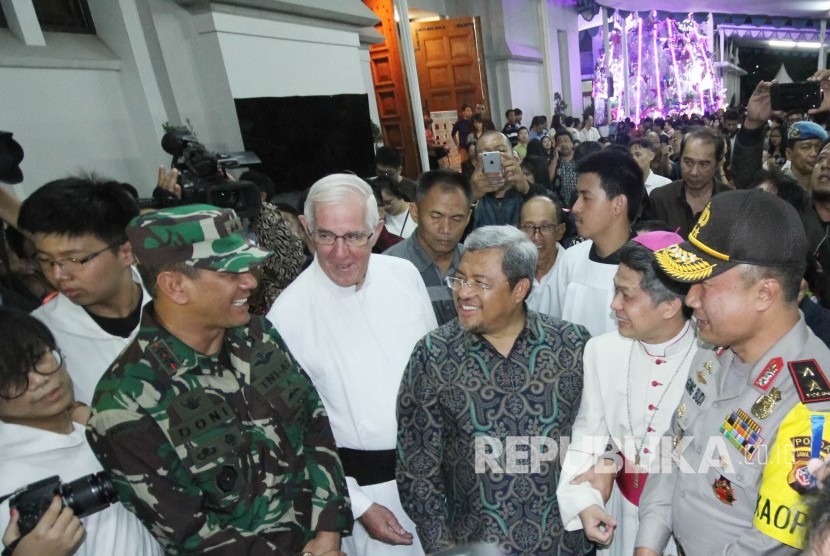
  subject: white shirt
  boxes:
[644,171,672,195]
[557,323,695,556]
[31,267,151,404]
[384,208,417,238]
[0,422,162,556]
[580,127,601,143]
[537,240,618,336]
[526,243,565,312]
[267,255,436,529]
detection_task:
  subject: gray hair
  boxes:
[463,225,537,289]
[303,173,379,232]
[618,241,687,308]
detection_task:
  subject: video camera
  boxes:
[1,473,117,536]
[141,130,263,218]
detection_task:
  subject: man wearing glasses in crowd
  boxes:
[17,178,150,408]
[519,195,567,312]
[268,174,437,555]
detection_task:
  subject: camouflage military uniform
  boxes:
[88,306,351,554]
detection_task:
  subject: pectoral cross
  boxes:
[634,453,641,488]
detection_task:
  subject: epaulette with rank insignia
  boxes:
[788,359,830,404]
[149,340,182,373]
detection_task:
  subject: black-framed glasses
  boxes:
[445,276,504,293]
[0,349,64,400]
[310,230,374,247]
[35,243,118,273]
[518,223,561,236]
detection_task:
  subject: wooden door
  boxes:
[412,17,490,117]
[364,0,420,178]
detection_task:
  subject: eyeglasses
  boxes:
[310,230,374,247]
[518,223,561,236]
[35,243,118,273]
[0,349,64,400]
[445,276,504,293]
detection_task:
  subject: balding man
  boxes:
[519,195,567,312]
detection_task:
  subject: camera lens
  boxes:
[211,189,240,209]
[60,472,118,518]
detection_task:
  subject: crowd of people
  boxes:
[3,70,830,556]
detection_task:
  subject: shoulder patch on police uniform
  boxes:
[754,357,784,391]
[148,340,181,373]
[788,359,830,404]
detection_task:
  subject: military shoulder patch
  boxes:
[789,360,830,404]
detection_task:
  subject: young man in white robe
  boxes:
[267,174,437,555]
[538,148,647,336]
[557,231,696,556]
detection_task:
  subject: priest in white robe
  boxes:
[557,231,697,556]
[267,174,437,556]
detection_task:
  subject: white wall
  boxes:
[211,13,368,98]
[0,36,149,198]
[0,0,380,200]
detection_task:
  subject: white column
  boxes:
[820,19,827,71]
[620,12,630,117]
[393,0,430,174]
[538,0,553,117]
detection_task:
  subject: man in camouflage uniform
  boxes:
[87,204,352,555]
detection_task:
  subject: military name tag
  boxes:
[752,387,782,420]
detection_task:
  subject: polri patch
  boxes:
[788,360,830,404]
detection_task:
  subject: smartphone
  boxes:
[482,151,502,174]
[770,81,822,112]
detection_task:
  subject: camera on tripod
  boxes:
[2,473,117,536]
[141,130,263,218]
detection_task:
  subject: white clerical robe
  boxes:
[538,240,618,336]
[32,266,150,404]
[267,254,437,555]
[558,323,697,556]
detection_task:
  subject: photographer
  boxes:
[732,74,830,190]
[0,307,161,556]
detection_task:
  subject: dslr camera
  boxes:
[3,473,117,536]
[142,130,263,218]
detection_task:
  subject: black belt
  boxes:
[337,447,396,486]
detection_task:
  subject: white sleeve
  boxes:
[345,477,374,518]
[557,338,612,530]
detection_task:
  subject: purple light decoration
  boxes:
[652,16,662,111]
[634,13,643,122]
[666,18,684,108]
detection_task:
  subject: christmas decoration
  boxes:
[594,11,725,120]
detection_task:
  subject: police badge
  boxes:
[752,387,782,420]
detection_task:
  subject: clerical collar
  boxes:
[638,320,692,358]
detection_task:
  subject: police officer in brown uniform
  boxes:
[635,189,830,555]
